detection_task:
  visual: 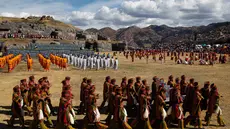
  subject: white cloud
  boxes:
[119,0,230,27]
[0,0,73,19]
[79,0,123,12]
[121,0,179,19]
[0,12,37,18]
[66,6,142,29]
[67,11,95,26]
[19,12,31,18]
[0,0,230,29]
[0,12,16,17]
[95,6,141,25]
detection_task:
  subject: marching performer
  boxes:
[205,84,225,126]
[8,85,25,128]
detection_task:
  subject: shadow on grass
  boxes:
[0,106,11,116]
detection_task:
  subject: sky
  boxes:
[0,0,230,30]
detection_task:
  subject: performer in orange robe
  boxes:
[46,59,51,71]
[0,57,3,68]
[63,58,67,70]
[27,54,33,71]
[56,56,60,68]
[8,59,13,72]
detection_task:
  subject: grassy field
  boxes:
[0,54,229,129]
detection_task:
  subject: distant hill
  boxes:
[85,22,230,48]
[0,16,81,39]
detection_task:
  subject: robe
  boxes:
[83,58,87,70]
[114,59,118,70]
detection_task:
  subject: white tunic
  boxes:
[104,59,108,70]
[80,57,83,68]
[87,57,91,67]
[77,57,80,67]
[107,58,110,68]
[96,58,100,70]
[94,57,97,64]
[114,59,119,70]
[67,55,70,64]
[111,58,115,68]
[63,54,66,58]
[100,57,104,68]
[74,56,78,66]
[90,57,94,69]
[71,55,74,65]
[69,54,72,64]
[83,58,87,70]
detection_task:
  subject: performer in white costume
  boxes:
[114,58,119,70]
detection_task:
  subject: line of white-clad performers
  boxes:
[63,53,118,70]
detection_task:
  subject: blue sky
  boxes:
[55,0,96,7]
[0,0,230,29]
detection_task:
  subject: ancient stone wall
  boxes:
[97,41,112,52]
[7,43,94,59]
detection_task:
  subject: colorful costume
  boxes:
[8,86,25,128]
[100,76,111,109]
[168,85,184,129]
[56,95,75,129]
[29,87,50,129]
[185,86,203,128]
[205,85,225,126]
[155,89,168,129]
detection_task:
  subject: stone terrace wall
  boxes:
[97,41,112,52]
[7,43,94,59]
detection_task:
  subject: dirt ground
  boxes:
[0,53,229,129]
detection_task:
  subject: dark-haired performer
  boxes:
[40,85,53,127]
[183,78,195,115]
[168,84,184,129]
[137,88,152,129]
[29,87,49,129]
[100,76,111,109]
[20,79,33,115]
[55,91,75,129]
[83,86,108,129]
[8,85,25,128]
[205,84,225,126]
[185,84,203,128]
[79,77,88,114]
[155,88,168,129]
[28,76,36,106]
[200,81,210,111]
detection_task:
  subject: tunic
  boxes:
[169,87,183,120]
[200,87,210,110]
[152,82,157,100]
[96,59,100,70]
[183,83,194,113]
[155,95,166,120]
[103,81,110,102]
[83,58,87,70]
[180,80,187,95]
[11,92,24,117]
[114,59,118,70]
[208,89,219,113]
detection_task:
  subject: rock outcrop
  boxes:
[0,16,80,40]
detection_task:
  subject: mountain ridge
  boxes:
[1,16,230,48]
[85,21,230,48]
